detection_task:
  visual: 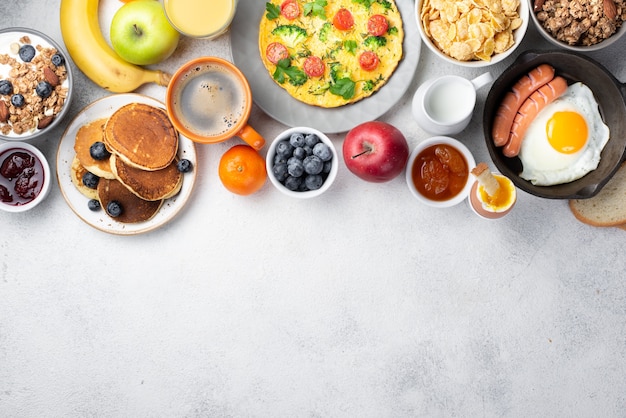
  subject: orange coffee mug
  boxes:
[166,57,264,150]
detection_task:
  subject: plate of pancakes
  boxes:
[56,93,197,235]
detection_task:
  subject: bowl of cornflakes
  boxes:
[416,0,529,67]
[0,27,73,141]
[530,0,626,51]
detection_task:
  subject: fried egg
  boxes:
[519,82,610,186]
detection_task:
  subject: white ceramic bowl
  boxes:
[0,27,74,141]
[528,0,626,52]
[406,136,476,208]
[0,141,51,212]
[415,0,529,67]
[266,126,338,199]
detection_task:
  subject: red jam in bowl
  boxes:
[0,148,45,206]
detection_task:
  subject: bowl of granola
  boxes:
[530,0,626,51]
[0,27,73,141]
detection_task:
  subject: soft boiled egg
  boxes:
[519,82,610,186]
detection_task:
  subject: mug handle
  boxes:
[471,72,494,90]
[237,124,265,150]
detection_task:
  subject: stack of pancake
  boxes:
[70,102,183,223]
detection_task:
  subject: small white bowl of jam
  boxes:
[0,141,51,212]
[406,136,475,208]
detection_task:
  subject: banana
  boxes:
[60,0,171,93]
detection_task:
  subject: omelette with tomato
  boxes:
[259,0,404,108]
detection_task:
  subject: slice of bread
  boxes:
[569,161,626,227]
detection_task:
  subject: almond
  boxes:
[0,101,9,123]
[37,115,54,129]
[604,0,617,20]
[43,66,60,87]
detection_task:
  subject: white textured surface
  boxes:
[2,1,626,417]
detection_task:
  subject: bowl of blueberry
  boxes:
[266,126,338,198]
[0,141,51,212]
[0,27,73,141]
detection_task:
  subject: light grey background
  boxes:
[2,0,626,417]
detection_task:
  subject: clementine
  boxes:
[218,144,267,195]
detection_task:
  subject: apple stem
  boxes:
[351,143,373,159]
[133,24,143,37]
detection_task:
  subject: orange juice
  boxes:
[164,0,236,39]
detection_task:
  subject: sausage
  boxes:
[491,64,556,147]
[502,76,569,158]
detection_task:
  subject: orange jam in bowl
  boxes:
[406,136,475,208]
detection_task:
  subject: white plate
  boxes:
[230,0,421,134]
[56,93,197,235]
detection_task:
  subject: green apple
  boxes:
[110,0,180,66]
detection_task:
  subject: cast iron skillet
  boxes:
[483,50,626,199]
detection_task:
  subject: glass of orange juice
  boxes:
[163,0,237,39]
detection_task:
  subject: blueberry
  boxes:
[87,199,101,211]
[276,140,294,158]
[305,174,324,190]
[274,154,287,165]
[303,145,314,156]
[313,142,332,162]
[303,155,323,175]
[35,81,53,99]
[287,159,304,177]
[298,180,309,191]
[287,156,301,166]
[177,158,193,173]
[18,44,36,62]
[106,200,123,218]
[89,141,111,161]
[293,147,306,160]
[304,133,320,147]
[272,162,289,182]
[0,80,13,96]
[10,94,25,107]
[51,53,65,67]
[82,171,99,189]
[323,160,332,174]
[289,132,305,148]
[284,176,302,191]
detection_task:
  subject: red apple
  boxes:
[342,121,409,182]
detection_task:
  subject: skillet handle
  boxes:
[573,184,601,199]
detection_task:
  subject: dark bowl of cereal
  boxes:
[530,0,626,51]
[0,27,73,141]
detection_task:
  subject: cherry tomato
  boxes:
[303,56,325,77]
[358,51,379,71]
[333,8,354,30]
[281,0,300,20]
[367,14,389,36]
[266,42,289,64]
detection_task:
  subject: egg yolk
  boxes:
[546,111,588,154]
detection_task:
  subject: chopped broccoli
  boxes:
[308,82,331,96]
[271,25,307,48]
[319,22,332,42]
[363,36,387,50]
